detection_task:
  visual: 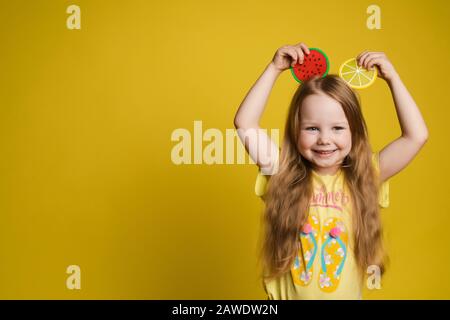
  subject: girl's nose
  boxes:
[317,133,331,144]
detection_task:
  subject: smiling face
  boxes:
[298,93,352,175]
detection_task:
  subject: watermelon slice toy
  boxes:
[290,48,330,83]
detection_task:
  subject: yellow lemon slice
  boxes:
[338,58,377,89]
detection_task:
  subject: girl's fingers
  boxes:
[298,43,310,56]
[358,52,372,68]
[287,48,299,66]
[280,47,294,61]
[280,43,309,67]
[358,51,385,68]
[295,47,305,64]
[356,50,368,59]
[356,51,369,65]
[364,54,383,69]
[366,56,383,70]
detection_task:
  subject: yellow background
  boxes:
[0,0,448,299]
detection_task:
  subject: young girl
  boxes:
[234,42,428,299]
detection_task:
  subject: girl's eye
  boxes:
[305,127,345,131]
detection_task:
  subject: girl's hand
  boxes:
[271,43,310,73]
[356,51,399,82]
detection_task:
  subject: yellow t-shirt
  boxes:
[255,152,389,300]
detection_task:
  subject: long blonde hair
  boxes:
[257,74,387,283]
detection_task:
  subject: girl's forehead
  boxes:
[300,94,347,123]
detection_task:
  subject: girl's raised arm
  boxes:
[234,43,310,174]
[357,51,429,182]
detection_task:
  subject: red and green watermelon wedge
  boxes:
[290,48,330,83]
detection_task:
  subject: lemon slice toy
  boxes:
[338,58,377,89]
[290,48,330,83]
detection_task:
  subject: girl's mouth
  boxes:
[313,149,337,157]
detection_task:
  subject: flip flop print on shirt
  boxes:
[291,213,319,286]
[318,217,348,292]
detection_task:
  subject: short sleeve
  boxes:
[255,148,280,199]
[372,152,390,208]
[255,169,270,199]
